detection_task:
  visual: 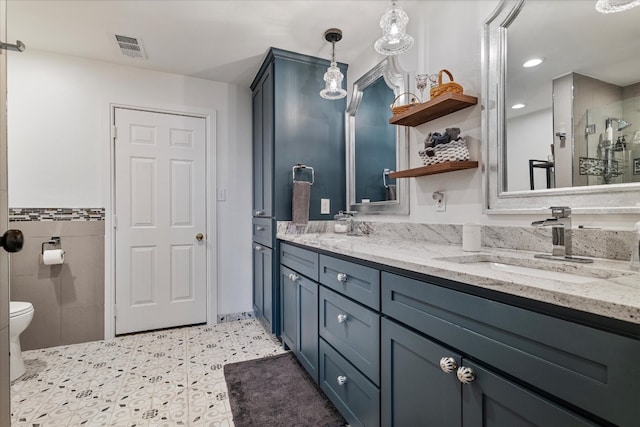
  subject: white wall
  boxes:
[8,50,253,319]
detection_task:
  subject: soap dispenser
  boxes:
[631,221,640,272]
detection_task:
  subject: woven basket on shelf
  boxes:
[390,92,421,116]
[429,69,463,99]
[419,139,470,166]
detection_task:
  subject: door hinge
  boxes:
[113,215,118,229]
[112,125,118,140]
[113,304,118,318]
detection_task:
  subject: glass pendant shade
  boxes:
[374,1,414,55]
[596,0,640,13]
[320,62,347,100]
[320,29,347,100]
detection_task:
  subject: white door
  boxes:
[114,108,207,335]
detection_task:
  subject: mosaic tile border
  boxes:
[217,311,255,323]
[9,208,105,222]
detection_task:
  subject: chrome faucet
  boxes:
[532,207,593,263]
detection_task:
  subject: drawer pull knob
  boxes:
[337,273,348,282]
[254,245,262,251]
[456,366,475,384]
[337,375,348,386]
[254,210,264,216]
[439,357,457,374]
[288,273,299,282]
[256,226,265,231]
[337,314,348,324]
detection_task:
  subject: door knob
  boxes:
[1,229,23,253]
[195,233,204,241]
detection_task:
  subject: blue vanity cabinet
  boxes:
[280,243,320,382]
[251,48,347,335]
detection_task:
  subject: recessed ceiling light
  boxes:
[512,103,526,110]
[523,58,543,68]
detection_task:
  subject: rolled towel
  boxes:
[292,181,311,225]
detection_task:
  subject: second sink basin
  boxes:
[436,254,628,284]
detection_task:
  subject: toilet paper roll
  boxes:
[463,223,482,252]
[42,249,65,265]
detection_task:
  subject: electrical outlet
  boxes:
[433,191,446,212]
[321,198,330,214]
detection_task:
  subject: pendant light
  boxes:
[320,29,347,100]
[374,0,414,56]
[596,0,640,13]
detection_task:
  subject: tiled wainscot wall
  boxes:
[9,208,105,350]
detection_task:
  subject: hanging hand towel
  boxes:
[292,181,311,225]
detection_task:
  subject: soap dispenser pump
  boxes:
[631,221,640,272]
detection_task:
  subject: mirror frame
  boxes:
[346,56,410,215]
[482,0,640,214]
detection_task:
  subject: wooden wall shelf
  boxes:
[389,92,478,127]
[389,161,478,178]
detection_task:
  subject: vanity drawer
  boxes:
[320,286,380,385]
[319,254,380,310]
[319,338,380,427]
[381,271,640,426]
[252,218,272,248]
[280,242,319,281]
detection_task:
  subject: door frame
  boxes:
[106,103,217,339]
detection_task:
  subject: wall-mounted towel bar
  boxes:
[292,163,314,185]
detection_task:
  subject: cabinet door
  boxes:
[381,318,461,427]
[280,265,298,352]
[252,243,272,331]
[252,66,273,218]
[461,360,597,427]
[298,277,319,383]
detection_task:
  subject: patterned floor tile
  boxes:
[10,318,283,426]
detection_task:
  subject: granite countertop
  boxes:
[278,232,640,325]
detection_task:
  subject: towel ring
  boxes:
[292,164,314,185]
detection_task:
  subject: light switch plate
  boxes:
[321,198,330,214]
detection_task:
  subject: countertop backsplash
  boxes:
[278,221,635,262]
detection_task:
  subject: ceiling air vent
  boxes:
[114,34,147,59]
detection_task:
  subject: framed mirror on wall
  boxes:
[483,0,640,213]
[346,56,409,215]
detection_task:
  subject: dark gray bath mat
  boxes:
[224,352,347,427]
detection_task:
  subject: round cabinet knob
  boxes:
[256,226,265,231]
[337,273,348,282]
[195,233,204,241]
[337,314,348,324]
[336,375,348,386]
[288,273,299,282]
[456,366,475,384]
[254,210,264,216]
[254,245,262,251]
[439,357,457,374]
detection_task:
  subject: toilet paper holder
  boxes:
[41,236,61,254]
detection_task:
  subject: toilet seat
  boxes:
[10,301,34,318]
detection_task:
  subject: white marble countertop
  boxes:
[278,232,640,325]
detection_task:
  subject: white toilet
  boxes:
[9,301,34,382]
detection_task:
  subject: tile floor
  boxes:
[10,319,285,426]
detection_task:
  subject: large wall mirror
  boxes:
[346,57,409,215]
[483,0,640,213]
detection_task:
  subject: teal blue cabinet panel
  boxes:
[381,271,640,425]
[280,242,319,281]
[280,264,319,383]
[319,286,380,385]
[319,338,380,427]
[381,318,462,427]
[252,217,272,248]
[319,255,380,310]
[252,64,273,218]
[298,275,319,382]
[280,265,297,351]
[462,360,597,427]
[252,243,272,332]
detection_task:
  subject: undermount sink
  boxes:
[436,254,628,284]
